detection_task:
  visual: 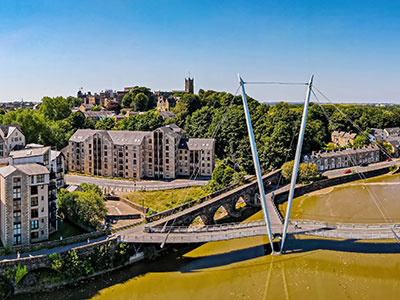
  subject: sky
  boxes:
[0,0,399,103]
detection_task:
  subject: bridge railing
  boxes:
[290,219,399,229]
[145,220,266,233]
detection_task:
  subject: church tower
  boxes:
[185,77,194,94]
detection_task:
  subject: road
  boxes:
[65,174,209,192]
[322,159,399,178]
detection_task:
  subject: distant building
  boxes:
[303,145,380,172]
[0,125,25,159]
[331,131,356,147]
[83,110,116,122]
[67,124,215,180]
[371,127,400,157]
[185,77,194,94]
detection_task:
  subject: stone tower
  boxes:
[185,77,194,94]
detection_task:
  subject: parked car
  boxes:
[359,162,368,167]
[344,169,352,174]
[386,158,392,162]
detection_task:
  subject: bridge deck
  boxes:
[121,220,400,244]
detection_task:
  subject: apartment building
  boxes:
[0,163,50,247]
[9,145,65,233]
[303,145,380,172]
[67,124,215,180]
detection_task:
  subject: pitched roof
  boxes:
[108,131,149,145]
[10,146,50,159]
[179,138,214,150]
[0,124,22,138]
[0,165,16,177]
[14,163,50,175]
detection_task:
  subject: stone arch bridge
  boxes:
[146,170,282,229]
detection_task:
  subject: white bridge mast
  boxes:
[280,75,314,253]
[238,74,275,253]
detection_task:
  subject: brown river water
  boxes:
[13,174,400,300]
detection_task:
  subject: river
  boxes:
[13,173,400,300]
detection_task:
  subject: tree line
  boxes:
[1,89,399,174]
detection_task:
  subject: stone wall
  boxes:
[0,237,118,272]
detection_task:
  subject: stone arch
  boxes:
[188,213,212,228]
[212,205,229,222]
[18,267,57,289]
[234,194,247,212]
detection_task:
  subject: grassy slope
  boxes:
[122,186,209,213]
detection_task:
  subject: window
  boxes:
[31,197,38,207]
[13,177,21,187]
[13,212,21,223]
[31,220,39,230]
[14,235,21,245]
[31,231,39,239]
[133,159,136,165]
[13,223,21,235]
[166,146,169,151]
[37,174,45,183]
[31,208,38,218]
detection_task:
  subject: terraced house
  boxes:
[66,124,215,180]
[303,145,381,172]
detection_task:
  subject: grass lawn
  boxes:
[49,219,86,241]
[122,186,210,213]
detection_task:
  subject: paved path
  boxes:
[65,174,209,192]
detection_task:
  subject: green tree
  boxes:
[353,134,369,148]
[121,87,154,110]
[95,117,115,130]
[39,96,71,121]
[91,105,102,111]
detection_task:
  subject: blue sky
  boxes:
[0,0,399,103]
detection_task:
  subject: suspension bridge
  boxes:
[119,74,400,254]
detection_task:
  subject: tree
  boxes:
[57,186,107,229]
[121,87,154,110]
[116,110,164,131]
[67,96,83,108]
[282,161,318,183]
[133,93,150,111]
[39,96,71,121]
[353,134,369,148]
[95,117,115,130]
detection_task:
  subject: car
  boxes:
[359,162,368,167]
[386,158,392,162]
[344,169,352,174]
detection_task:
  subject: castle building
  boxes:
[66,124,215,180]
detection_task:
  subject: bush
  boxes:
[14,265,28,285]
[282,161,318,183]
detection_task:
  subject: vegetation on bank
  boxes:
[57,183,107,229]
[0,241,132,297]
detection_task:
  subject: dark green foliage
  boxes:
[117,110,164,131]
[95,117,115,130]
[114,242,131,266]
[57,185,107,229]
[67,96,83,108]
[121,87,154,111]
